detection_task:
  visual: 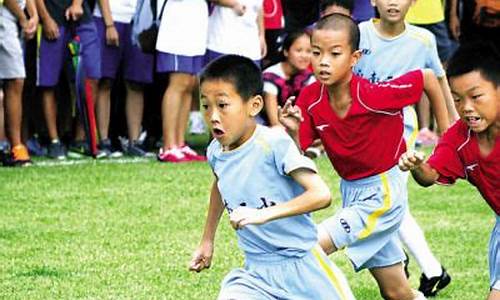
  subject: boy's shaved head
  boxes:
[314,13,360,51]
[447,42,500,86]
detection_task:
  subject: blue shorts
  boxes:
[94,17,153,84]
[490,215,500,290]
[320,165,407,271]
[218,245,354,300]
[37,22,101,87]
[156,51,204,75]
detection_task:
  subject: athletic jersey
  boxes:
[207,125,318,258]
[355,19,444,83]
[427,120,500,215]
[0,0,25,22]
[93,0,137,23]
[156,0,208,56]
[296,70,423,180]
[263,0,284,30]
[405,0,445,25]
[263,62,315,106]
[207,0,263,60]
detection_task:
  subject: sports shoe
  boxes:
[48,140,66,160]
[10,144,32,166]
[126,141,154,158]
[180,145,206,161]
[418,267,451,297]
[99,139,123,159]
[67,141,89,159]
[26,135,47,156]
[0,140,10,165]
[157,147,189,163]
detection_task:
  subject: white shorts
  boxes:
[0,15,25,79]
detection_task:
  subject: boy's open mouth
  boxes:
[212,128,225,137]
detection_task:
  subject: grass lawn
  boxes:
[0,149,494,299]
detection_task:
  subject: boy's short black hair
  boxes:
[447,42,500,86]
[314,13,360,51]
[320,0,354,14]
[200,55,263,100]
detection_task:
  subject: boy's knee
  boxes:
[380,286,415,300]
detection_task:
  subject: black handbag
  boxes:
[138,0,167,54]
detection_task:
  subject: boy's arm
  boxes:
[448,0,460,40]
[189,180,225,272]
[422,69,450,135]
[398,151,439,187]
[438,76,459,122]
[4,0,27,25]
[229,169,331,229]
[258,7,267,58]
[36,0,59,39]
[97,0,119,46]
[210,0,246,16]
[24,0,38,40]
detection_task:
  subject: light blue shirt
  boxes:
[354,19,444,82]
[207,125,318,259]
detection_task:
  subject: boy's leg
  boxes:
[489,217,500,299]
[488,289,500,300]
[96,79,113,141]
[369,264,417,300]
[125,82,144,142]
[4,79,24,146]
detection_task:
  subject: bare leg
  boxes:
[318,225,338,255]
[4,79,24,146]
[488,289,500,300]
[125,82,144,142]
[0,88,7,142]
[177,76,195,146]
[42,88,59,141]
[370,264,416,300]
[161,73,194,150]
[416,94,431,130]
[96,79,112,141]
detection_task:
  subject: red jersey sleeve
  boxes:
[427,124,466,184]
[358,70,424,112]
[296,84,319,151]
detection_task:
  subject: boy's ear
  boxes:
[248,95,264,117]
[350,50,362,67]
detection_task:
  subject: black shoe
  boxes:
[99,139,123,159]
[403,250,410,279]
[418,267,451,297]
[47,140,66,160]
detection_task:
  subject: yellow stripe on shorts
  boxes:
[406,106,419,151]
[357,172,392,239]
[312,246,349,300]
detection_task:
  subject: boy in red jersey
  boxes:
[279,14,449,300]
[399,42,500,300]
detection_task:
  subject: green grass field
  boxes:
[0,152,494,299]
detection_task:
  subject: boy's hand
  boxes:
[398,150,425,172]
[106,25,120,47]
[188,243,214,273]
[232,2,246,16]
[24,16,38,40]
[65,3,83,21]
[278,97,303,133]
[42,16,60,40]
[229,207,270,230]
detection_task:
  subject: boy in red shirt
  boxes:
[399,42,500,299]
[280,13,449,300]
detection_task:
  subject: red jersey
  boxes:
[263,0,284,30]
[427,120,500,215]
[297,70,424,180]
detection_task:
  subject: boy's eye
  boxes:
[471,94,483,100]
[218,103,228,109]
[201,104,208,110]
[331,52,341,56]
[312,51,320,56]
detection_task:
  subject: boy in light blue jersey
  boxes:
[189,54,354,300]
[354,0,453,296]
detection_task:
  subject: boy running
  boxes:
[280,13,449,300]
[189,54,354,300]
[399,42,500,300]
